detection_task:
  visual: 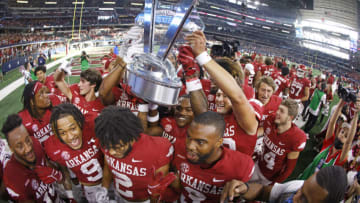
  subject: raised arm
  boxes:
[300,86,310,102]
[340,101,360,162]
[99,57,127,105]
[325,99,346,141]
[185,31,258,135]
[54,68,72,101]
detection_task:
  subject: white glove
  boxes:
[183,21,201,32]
[59,60,72,76]
[95,187,109,203]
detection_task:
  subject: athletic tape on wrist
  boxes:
[65,190,74,199]
[149,104,159,110]
[147,113,159,122]
[138,104,149,112]
[195,51,212,66]
[186,78,203,92]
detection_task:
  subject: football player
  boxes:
[54,68,104,116]
[18,81,62,143]
[99,56,142,115]
[0,138,11,199]
[252,99,307,185]
[95,106,175,202]
[156,95,194,144]
[34,65,66,102]
[44,103,103,202]
[2,114,70,202]
[172,111,255,202]
[185,31,262,156]
[289,64,310,103]
[255,76,282,122]
[271,66,290,97]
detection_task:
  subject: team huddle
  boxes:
[0,30,358,203]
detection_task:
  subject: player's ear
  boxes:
[215,137,223,148]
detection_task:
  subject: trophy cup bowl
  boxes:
[124,0,200,106]
[126,53,182,106]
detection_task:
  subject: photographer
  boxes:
[299,93,360,180]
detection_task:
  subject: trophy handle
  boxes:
[156,0,197,61]
[143,0,158,53]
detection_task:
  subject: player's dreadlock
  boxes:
[2,114,23,141]
[95,106,143,149]
[50,103,84,136]
[22,81,38,118]
[316,166,347,203]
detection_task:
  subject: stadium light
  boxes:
[131,2,143,6]
[72,2,84,4]
[99,8,114,10]
[254,1,260,5]
[16,0,28,3]
[103,1,116,4]
[45,1,57,4]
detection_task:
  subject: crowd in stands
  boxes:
[0,29,359,202]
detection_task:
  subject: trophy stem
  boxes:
[157,0,197,61]
[144,0,158,53]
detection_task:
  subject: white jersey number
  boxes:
[112,170,133,198]
[264,151,276,170]
[183,186,206,203]
[80,158,103,182]
[290,83,303,97]
[223,138,236,151]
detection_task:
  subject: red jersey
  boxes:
[18,94,61,143]
[245,75,255,87]
[271,72,290,96]
[327,75,335,85]
[223,99,263,156]
[160,117,187,144]
[112,86,139,114]
[207,93,217,112]
[258,115,307,180]
[70,84,104,116]
[44,75,67,103]
[262,95,282,122]
[242,84,255,100]
[253,62,262,73]
[173,137,254,203]
[260,65,276,77]
[0,139,11,180]
[289,68,296,78]
[44,121,103,185]
[289,77,310,100]
[103,134,173,201]
[4,137,58,202]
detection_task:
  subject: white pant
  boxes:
[249,162,272,185]
[83,184,103,203]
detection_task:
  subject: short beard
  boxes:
[187,147,214,165]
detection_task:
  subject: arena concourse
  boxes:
[0,0,359,202]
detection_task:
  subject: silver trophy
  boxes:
[125,0,203,106]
